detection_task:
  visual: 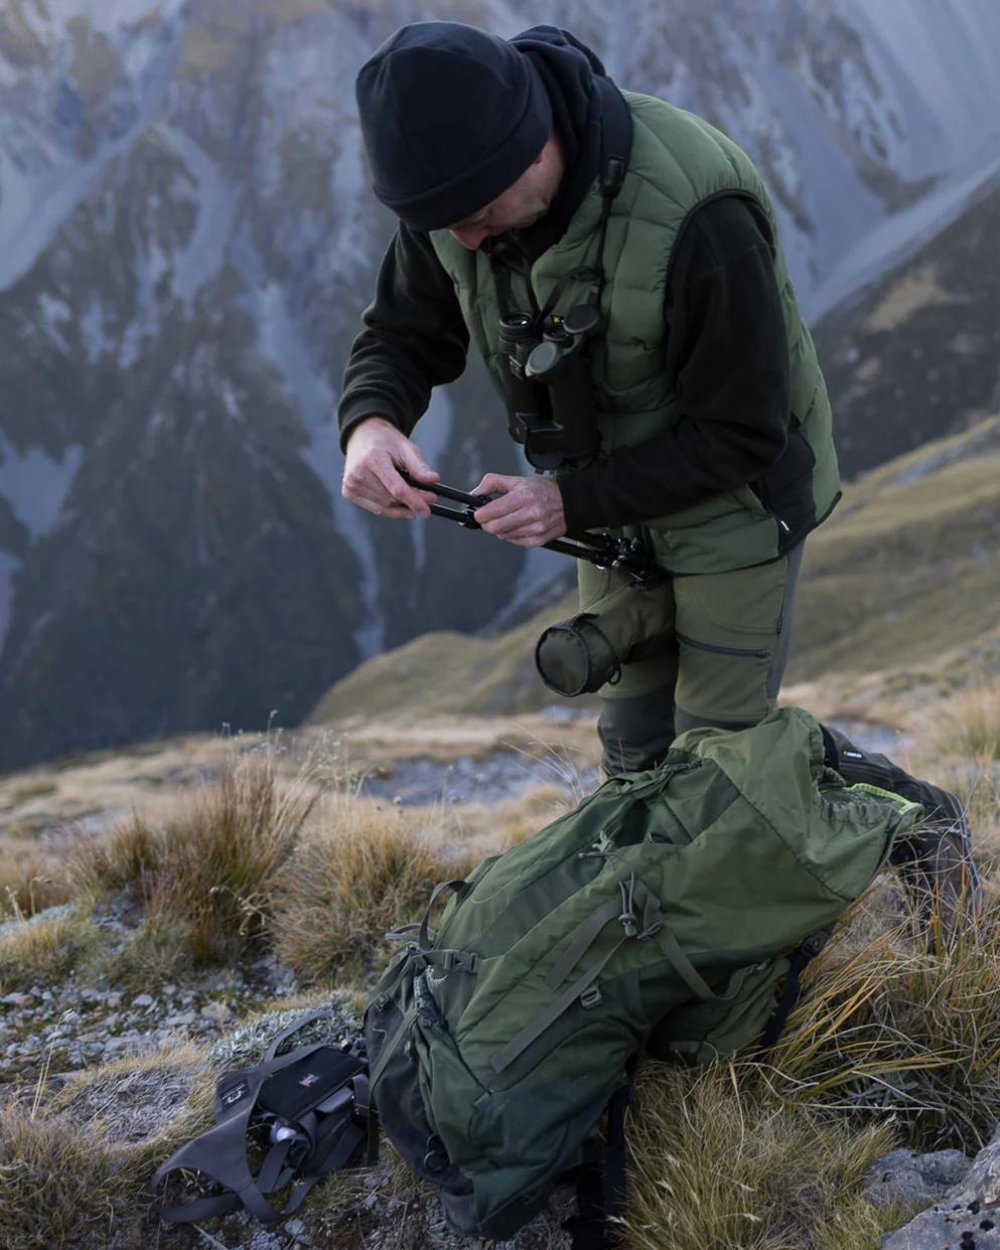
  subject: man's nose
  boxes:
[449,224,491,250]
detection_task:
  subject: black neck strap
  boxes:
[492,78,633,326]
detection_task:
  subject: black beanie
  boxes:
[355,21,553,231]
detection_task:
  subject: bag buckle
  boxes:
[580,985,602,1010]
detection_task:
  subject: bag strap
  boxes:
[759,931,829,1049]
[561,1072,636,1250]
[264,1007,335,1062]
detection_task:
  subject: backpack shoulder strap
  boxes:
[561,1069,636,1250]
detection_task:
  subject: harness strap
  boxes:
[368,1002,416,1090]
[264,1008,334,1062]
[562,1075,635,1250]
[760,931,829,1048]
[284,1116,367,1214]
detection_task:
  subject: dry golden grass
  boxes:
[620,881,1000,1248]
[0,1104,146,1250]
[70,747,317,964]
[0,1045,213,1250]
[623,1064,904,1250]
[863,263,968,333]
[0,843,73,919]
[0,910,104,994]
[764,891,1000,1152]
[0,657,998,1247]
[271,792,481,983]
[915,678,1000,762]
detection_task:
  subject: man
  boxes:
[339,19,841,775]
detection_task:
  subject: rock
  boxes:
[200,1001,235,1025]
[164,1011,198,1028]
[881,1124,1000,1249]
[131,994,155,1009]
[1,992,32,1007]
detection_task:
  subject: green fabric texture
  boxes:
[430,91,840,573]
[365,707,918,1239]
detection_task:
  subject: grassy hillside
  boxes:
[0,693,997,1249]
[311,414,1000,729]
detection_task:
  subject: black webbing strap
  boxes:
[562,1074,635,1250]
[491,75,633,327]
[760,931,829,1049]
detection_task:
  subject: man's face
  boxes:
[445,143,559,249]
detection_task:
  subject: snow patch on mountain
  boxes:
[0,437,82,539]
[156,123,239,310]
[23,0,186,38]
[0,8,183,292]
[847,0,1000,175]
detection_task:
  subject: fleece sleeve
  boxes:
[337,224,470,450]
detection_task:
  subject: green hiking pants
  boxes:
[577,542,805,774]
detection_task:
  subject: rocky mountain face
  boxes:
[1,0,999,771]
[812,184,1000,480]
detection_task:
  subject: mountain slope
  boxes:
[812,182,1000,479]
[2,0,999,770]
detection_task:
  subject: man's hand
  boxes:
[470,473,566,547]
[341,417,439,520]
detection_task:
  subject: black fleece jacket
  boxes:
[338,27,791,534]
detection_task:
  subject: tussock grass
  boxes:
[102,912,199,993]
[271,799,480,983]
[764,894,1000,1151]
[446,782,576,850]
[0,847,72,919]
[623,1063,903,1250]
[916,677,1000,763]
[0,1047,213,1250]
[71,749,317,964]
[0,909,104,993]
[0,1102,147,1250]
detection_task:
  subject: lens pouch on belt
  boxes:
[535,567,674,697]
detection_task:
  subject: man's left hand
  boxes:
[470,473,566,547]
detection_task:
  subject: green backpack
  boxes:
[363,707,920,1244]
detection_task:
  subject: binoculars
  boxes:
[498,304,603,472]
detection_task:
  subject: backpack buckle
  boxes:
[580,985,602,1010]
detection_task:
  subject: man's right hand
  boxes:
[341,417,440,520]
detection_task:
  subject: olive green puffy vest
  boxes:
[430,91,840,572]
